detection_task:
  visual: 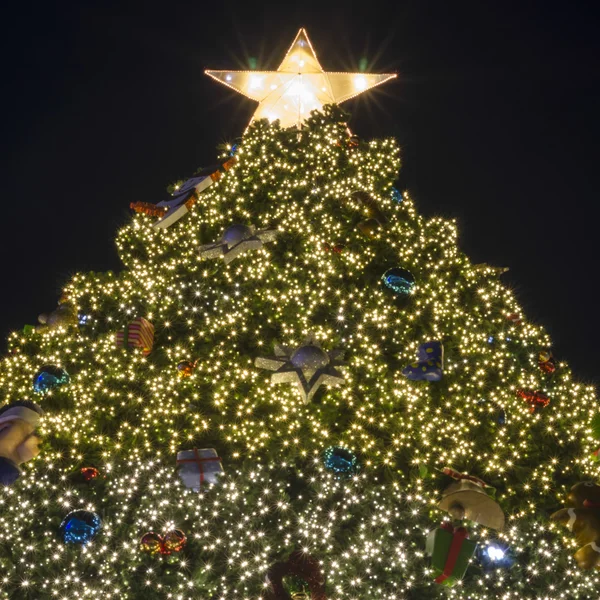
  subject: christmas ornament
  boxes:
[506,313,522,325]
[206,28,396,129]
[0,400,43,486]
[37,302,78,330]
[140,529,187,555]
[322,446,359,476]
[115,317,154,356]
[264,550,326,600]
[32,365,70,394]
[255,334,346,404]
[60,510,102,545]
[472,263,509,277]
[176,448,224,491]
[153,158,236,229]
[477,540,513,570]
[551,482,600,569]
[438,468,505,531]
[391,187,403,203]
[401,341,444,382]
[538,350,557,374]
[130,202,167,217]
[322,242,345,254]
[516,388,550,413]
[177,360,198,378]
[80,467,99,482]
[381,267,416,297]
[356,218,380,237]
[426,522,477,586]
[198,224,278,264]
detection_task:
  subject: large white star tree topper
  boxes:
[205,28,397,128]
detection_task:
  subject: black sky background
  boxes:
[1,1,599,383]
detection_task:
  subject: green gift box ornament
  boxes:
[426,523,477,586]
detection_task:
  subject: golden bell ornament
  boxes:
[439,479,505,531]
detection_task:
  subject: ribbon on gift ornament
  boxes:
[176,447,221,488]
[435,523,469,584]
[441,467,488,488]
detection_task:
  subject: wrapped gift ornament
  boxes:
[115,317,154,356]
[402,341,443,382]
[426,523,477,586]
[153,158,236,229]
[176,448,223,491]
[439,468,505,531]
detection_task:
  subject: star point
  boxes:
[206,28,396,128]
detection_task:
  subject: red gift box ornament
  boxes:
[517,388,550,413]
[115,317,154,356]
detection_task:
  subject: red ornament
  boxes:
[81,467,99,481]
[322,242,345,254]
[538,351,557,374]
[506,313,522,325]
[140,529,187,555]
[516,388,550,413]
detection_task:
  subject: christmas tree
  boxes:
[1,28,599,600]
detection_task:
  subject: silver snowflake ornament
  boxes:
[255,334,346,404]
[198,224,278,264]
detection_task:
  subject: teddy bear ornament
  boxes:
[0,401,44,486]
[551,481,600,569]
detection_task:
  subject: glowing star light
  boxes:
[255,334,346,403]
[206,28,397,128]
[198,224,278,264]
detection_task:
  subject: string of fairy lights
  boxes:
[0,105,598,598]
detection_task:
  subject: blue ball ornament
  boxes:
[60,510,102,545]
[391,187,403,203]
[382,268,416,297]
[33,365,70,394]
[323,446,359,476]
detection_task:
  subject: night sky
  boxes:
[1,1,599,383]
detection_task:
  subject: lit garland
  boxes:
[0,105,598,598]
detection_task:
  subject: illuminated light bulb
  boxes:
[487,545,505,562]
[226,74,232,81]
[354,76,367,90]
[250,76,264,89]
